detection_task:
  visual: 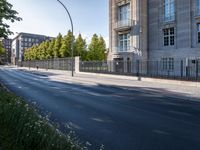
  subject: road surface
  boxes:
[0,67,200,150]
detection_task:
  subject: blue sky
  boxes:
[7,0,109,45]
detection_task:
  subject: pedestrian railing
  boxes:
[18,58,200,82]
[17,58,74,71]
[80,59,200,82]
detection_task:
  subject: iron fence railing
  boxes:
[80,59,200,81]
[17,58,74,71]
[18,58,200,82]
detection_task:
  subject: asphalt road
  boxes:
[0,67,200,150]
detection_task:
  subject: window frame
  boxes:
[163,27,175,46]
[118,33,130,52]
[118,3,130,21]
[161,58,174,71]
[163,0,175,22]
[196,0,200,16]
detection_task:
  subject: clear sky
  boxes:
[7,0,109,46]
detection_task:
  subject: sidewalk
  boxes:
[11,66,200,100]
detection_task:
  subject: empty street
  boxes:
[0,67,200,150]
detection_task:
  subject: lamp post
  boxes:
[57,0,74,77]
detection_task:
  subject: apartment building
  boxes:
[2,39,12,63]
[108,0,148,62]
[109,0,200,67]
[11,32,53,65]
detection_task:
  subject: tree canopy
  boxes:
[0,42,5,55]
[0,0,22,38]
[88,34,107,61]
[24,31,107,61]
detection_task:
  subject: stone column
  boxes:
[75,56,80,73]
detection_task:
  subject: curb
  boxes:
[78,72,200,88]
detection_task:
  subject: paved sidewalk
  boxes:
[9,66,200,100]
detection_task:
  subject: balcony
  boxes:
[116,0,130,4]
[115,19,133,31]
[113,46,142,55]
[163,15,175,23]
[115,46,130,53]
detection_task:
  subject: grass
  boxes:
[0,85,81,150]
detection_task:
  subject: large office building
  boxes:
[108,0,200,63]
[1,38,12,63]
[11,32,53,65]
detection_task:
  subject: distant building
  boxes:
[11,32,53,65]
[2,39,12,63]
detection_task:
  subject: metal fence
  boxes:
[17,58,200,82]
[80,59,200,81]
[17,58,74,71]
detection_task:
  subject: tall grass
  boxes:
[0,87,81,150]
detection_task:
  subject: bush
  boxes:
[0,87,80,150]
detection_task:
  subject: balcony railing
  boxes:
[115,19,133,31]
[113,46,142,55]
[116,0,131,3]
[163,15,175,23]
[115,46,130,53]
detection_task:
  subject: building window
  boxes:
[198,24,200,43]
[118,33,130,52]
[118,3,130,21]
[168,58,174,70]
[196,0,200,16]
[163,28,175,46]
[164,0,175,22]
[162,58,174,70]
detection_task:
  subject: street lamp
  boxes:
[57,0,74,77]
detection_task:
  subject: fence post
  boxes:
[181,60,183,78]
[75,56,80,73]
[196,59,199,81]
[137,60,140,77]
[156,60,159,76]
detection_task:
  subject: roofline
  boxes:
[12,32,54,41]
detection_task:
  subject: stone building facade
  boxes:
[148,0,200,61]
[109,0,200,63]
[108,0,148,63]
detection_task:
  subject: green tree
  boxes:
[33,45,40,60]
[0,42,5,55]
[38,42,47,60]
[98,36,107,60]
[88,34,99,61]
[43,41,50,59]
[87,34,107,61]
[0,0,22,38]
[74,34,87,60]
[54,33,62,58]
[46,39,55,59]
[24,50,28,61]
[59,30,73,58]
